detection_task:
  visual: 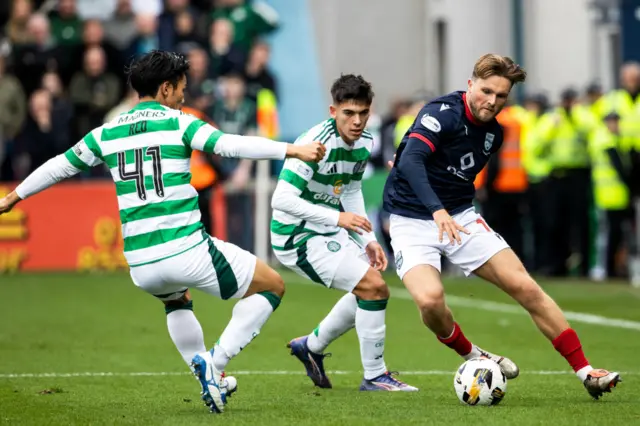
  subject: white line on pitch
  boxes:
[0,370,635,379]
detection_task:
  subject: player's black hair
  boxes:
[125,50,190,98]
[330,74,374,105]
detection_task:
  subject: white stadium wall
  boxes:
[308,0,615,111]
[308,0,429,113]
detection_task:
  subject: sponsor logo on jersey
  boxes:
[313,192,340,206]
[420,114,441,132]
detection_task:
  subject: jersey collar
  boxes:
[462,93,484,126]
[128,101,167,113]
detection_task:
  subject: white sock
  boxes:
[356,299,388,380]
[307,293,357,354]
[167,309,206,366]
[576,365,593,382]
[463,345,484,361]
[212,293,279,371]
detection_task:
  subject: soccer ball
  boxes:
[453,357,507,406]
[222,375,237,396]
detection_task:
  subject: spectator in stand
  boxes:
[127,14,160,58]
[65,19,126,91]
[11,13,62,96]
[243,40,276,105]
[210,0,278,54]
[41,70,73,153]
[212,72,257,250]
[158,0,204,51]
[4,0,33,46]
[14,89,66,176]
[103,0,138,53]
[173,10,205,53]
[208,18,245,77]
[0,52,27,181]
[48,0,83,46]
[68,46,121,141]
[185,47,216,112]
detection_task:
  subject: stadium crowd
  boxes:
[1,0,638,284]
[0,0,278,181]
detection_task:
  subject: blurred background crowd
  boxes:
[0,0,279,251]
[0,0,639,285]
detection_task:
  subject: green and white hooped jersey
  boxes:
[270,119,373,251]
[63,101,224,266]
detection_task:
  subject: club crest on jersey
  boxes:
[333,180,344,195]
[327,241,341,252]
[420,114,441,133]
[484,133,495,152]
[353,160,367,174]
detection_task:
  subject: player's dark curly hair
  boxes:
[125,50,190,98]
[330,74,374,105]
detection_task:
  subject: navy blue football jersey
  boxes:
[383,91,504,220]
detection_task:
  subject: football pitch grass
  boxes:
[1,271,639,425]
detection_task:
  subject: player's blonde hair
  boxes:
[472,54,527,86]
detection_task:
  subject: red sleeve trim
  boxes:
[409,132,436,152]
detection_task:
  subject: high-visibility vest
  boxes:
[257,88,279,139]
[620,109,640,153]
[588,126,629,210]
[592,89,640,119]
[536,105,596,169]
[394,114,415,148]
[182,106,217,191]
[493,106,528,192]
[520,110,551,183]
[474,106,528,191]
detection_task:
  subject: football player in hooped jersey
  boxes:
[0,50,326,414]
[383,53,621,399]
[271,74,417,392]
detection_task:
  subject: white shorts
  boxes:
[390,207,510,279]
[129,236,257,301]
[273,229,370,292]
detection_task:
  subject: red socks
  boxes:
[552,328,590,372]
[438,322,472,356]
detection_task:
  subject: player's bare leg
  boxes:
[402,264,519,379]
[474,248,621,399]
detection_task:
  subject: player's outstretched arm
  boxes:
[182,119,325,163]
[213,134,326,162]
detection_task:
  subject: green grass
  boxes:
[1,271,639,425]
